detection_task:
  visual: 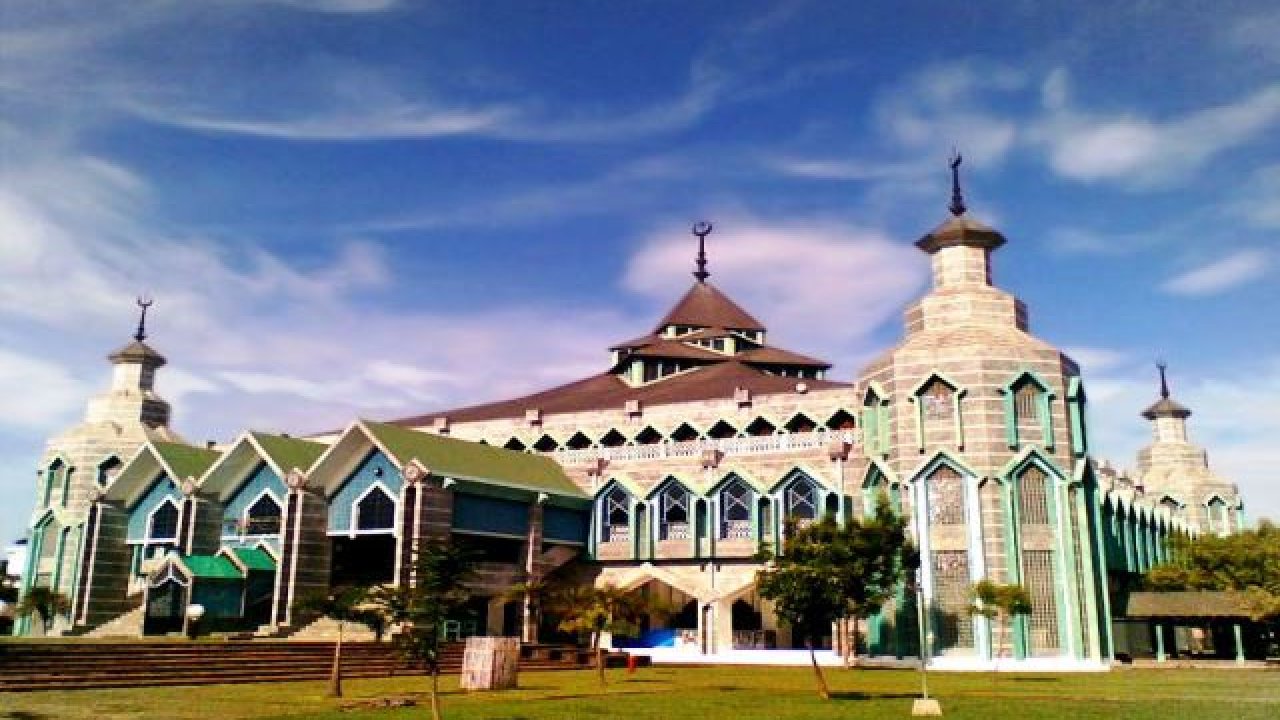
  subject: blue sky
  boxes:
[1,0,1277,542]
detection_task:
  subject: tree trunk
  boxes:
[806,637,831,700]
[596,646,606,687]
[429,665,442,720]
[327,620,344,698]
[848,619,861,669]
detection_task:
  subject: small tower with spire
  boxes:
[692,221,712,283]
[89,297,172,428]
[914,152,1008,291]
[1142,362,1191,444]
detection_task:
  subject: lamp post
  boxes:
[912,572,942,716]
[185,603,205,640]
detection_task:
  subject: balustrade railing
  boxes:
[545,429,861,465]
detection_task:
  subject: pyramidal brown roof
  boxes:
[654,281,765,332]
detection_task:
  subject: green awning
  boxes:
[183,554,244,580]
[230,547,276,572]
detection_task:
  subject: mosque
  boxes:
[14,163,1247,669]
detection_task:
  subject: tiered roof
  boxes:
[394,274,845,427]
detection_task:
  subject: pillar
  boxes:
[1233,624,1244,664]
[1155,624,1165,662]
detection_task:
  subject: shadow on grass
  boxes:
[1008,677,1062,683]
[831,691,919,701]
[3,713,54,720]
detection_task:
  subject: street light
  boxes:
[185,603,205,640]
[912,571,941,716]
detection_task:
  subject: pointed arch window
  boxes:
[671,423,700,443]
[659,483,691,540]
[745,417,776,436]
[1206,496,1228,535]
[708,420,737,440]
[97,456,123,488]
[719,479,753,540]
[503,437,527,452]
[148,501,180,542]
[43,460,63,507]
[862,387,890,456]
[785,413,817,434]
[600,486,631,543]
[1017,466,1051,526]
[1002,372,1055,450]
[1158,496,1181,518]
[533,434,559,452]
[356,486,396,532]
[565,432,592,450]
[635,426,663,445]
[784,476,818,529]
[245,493,283,535]
[926,465,965,526]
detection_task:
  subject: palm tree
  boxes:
[16,587,70,635]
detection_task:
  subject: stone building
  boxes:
[15,170,1246,669]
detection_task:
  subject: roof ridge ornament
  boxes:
[1157,360,1170,399]
[948,150,966,217]
[134,295,154,343]
[692,221,713,282]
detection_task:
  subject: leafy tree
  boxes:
[757,498,917,700]
[1145,519,1280,621]
[545,584,663,687]
[296,585,376,698]
[500,575,551,643]
[15,586,70,634]
[375,539,475,720]
[968,580,1032,682]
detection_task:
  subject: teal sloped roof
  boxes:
[229,546,276,572]
[253,432,326,474]
[183,554,243,580]
[364,421,586,499]
[154,441,222,480]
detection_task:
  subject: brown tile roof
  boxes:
[108,340,167,366]
[916,213,1007,254]
[740,346,831,369]
[392,360,848,426]
[627,339,727,362]
[654,281,765,332]
[1142,396,1192,420]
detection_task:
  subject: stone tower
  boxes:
[1134,365,1241,536]
[19,302,181,635]
[855,157,1104,666]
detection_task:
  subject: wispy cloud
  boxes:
[1161,249,1270,296]
[1031,74,1280,188]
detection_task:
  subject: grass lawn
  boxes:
[2,666,1277,720]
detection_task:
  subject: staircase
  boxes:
[82,606,144,638]
[0,640,602,692]
[282,616,378,642]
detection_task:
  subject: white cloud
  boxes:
[1063,346,1132,373]
[0,349,91,430]
[1033,78,1280,187]
[1161,249,1270,296]
[623,217,929,363]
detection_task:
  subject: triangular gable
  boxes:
[596,474,646,500]
[999,446,1068,483]
[152,441,221,483]
[908,370,966,397]
[770,464,835,493]
[861,458,901,488]
[646,473,702,500]
[707,468,770,496]
[104,442,173,508]
[251,432,326,477]
[607,562,703,600]
[1000,368,1057,396]
[147,558,190,588]
[904,450,982,484]
[222,546,277,573]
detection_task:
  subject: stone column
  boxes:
[1155,624,1165,662]
[1233,623,1244,664]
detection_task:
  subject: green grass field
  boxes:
[2,666,1277,720]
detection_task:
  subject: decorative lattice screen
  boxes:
[1018,467,1051,525]
[1022,549,1060,652]
[928,466,965,525]
[931,550,973,650]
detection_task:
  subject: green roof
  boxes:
[228,546,276,572]
[154,441,222,480]
[182,554,243,580]
[364,421,586,499]
[253,432,326,474]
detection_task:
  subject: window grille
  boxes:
[922,379,953,419]
[1018,467,1051,525]
[1069,487,1092,658]
[660,484,690,540]
[786,478,818,526]
[149,502,179,541]
[1014,382,1040,423]
[245,494,282,535]
[927,466,965,525]
[356,487,396,531]
[931,550,973,649]
[721,481,752,539]
[1207,498,1226,533]
[1022,549,1060,652]
[602,487,630,542]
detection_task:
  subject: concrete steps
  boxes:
[0,640,597,692]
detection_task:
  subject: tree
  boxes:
[1145,519,1280,621]
[15,586,70,635]
[500,575,551,643]
[545,584,662,687]
[968,580,1032,682]
[376,539,475,720]
[296,585,376,699]
[757,498,917,700]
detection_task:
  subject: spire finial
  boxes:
[1157,360,1170,399]
[692,221,713,282]
[948,149,966,217]
[134,295,153,343]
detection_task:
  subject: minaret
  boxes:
[1141,362,1191,444]
[85,297,172,428]
[906,152,1028,335]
